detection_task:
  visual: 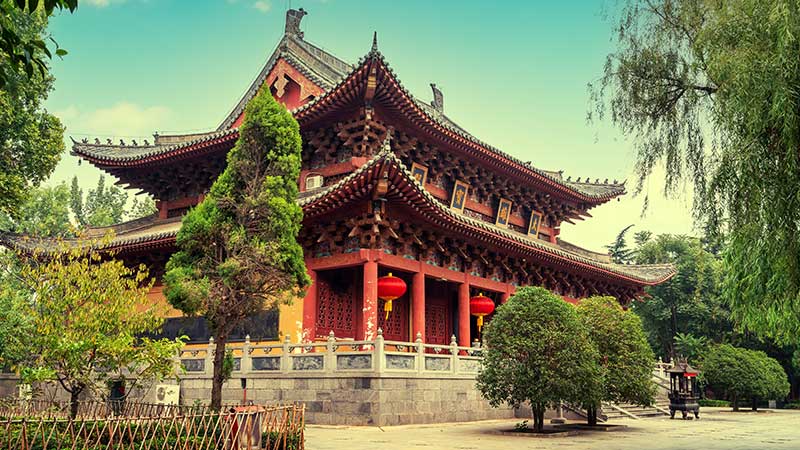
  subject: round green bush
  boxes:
[701,344,789,410]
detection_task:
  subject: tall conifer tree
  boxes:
[164,89,309,408]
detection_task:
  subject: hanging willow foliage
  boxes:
[591,0,800,344]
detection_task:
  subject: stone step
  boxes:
[603,402,670,420]
[616,405,670,411]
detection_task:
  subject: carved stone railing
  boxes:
[178,329,483,379]
[654,358,674,379]
[652,358,673,392]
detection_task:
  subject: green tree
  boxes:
[0,183,72,237]
[1,1,74,88]
[69,176,83,224]
[1,176,156,237]
[164,88,310,409]
[701,344,789,411]
[10,237,184,417]
[605,224,635,264]
[0,177,155,239]
[752,351,791,410]
[593,0,800,343]
[673,332,708,363]
[70,175,128,227]
[0,2,65,219]
[476,287,602,432]
[576,296,656,425]
[0,253,32,370]
[128,195,157,220]
[633,230,652,247]
[632,234,728,359]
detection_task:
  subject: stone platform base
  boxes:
[1,374,514,426]
[184,376,514,426]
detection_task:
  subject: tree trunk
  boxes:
[751,397,758,411]
[69,387,82,419]
[732,394,739,411]
[532,405,545,432]
[211,335,228,410]
[587,405,598,426]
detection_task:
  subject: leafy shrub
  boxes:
[476,287,602,432]
[698,399,730,407]
[513,420,529,431]
[673,332,708,363]
[701,344,790,410]
[576,296,656,425]
[0,420,208,449]
[262,430,303,450]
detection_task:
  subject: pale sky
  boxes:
[41,0,696,252]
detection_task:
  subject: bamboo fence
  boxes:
[0,400,304,450]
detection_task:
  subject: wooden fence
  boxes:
[0,400,304,450]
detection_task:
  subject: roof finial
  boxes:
[430,83,443,114]
[285,7,307,39]
[371,31,378,53]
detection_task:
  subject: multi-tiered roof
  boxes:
[6,9,674,291]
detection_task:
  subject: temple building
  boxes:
[5,9,674,349]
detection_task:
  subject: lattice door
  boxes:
[316,274,356,339]
[425,281,453,345]
[378,298,408,341]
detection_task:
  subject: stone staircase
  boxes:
[565,368,674,421]
[597,367,674,420]
[602,398,670,420]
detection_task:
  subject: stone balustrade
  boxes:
[178,329,484,379]
[654,358,674,380]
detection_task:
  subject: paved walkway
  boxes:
[306,408,799,450]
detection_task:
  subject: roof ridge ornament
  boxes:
[430,83,443,114]
[379,127,394,154]
[285,8,307,39]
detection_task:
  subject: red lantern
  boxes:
[377,272,407,320]
[470,292,495,333]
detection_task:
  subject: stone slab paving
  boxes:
[305,408,799,450]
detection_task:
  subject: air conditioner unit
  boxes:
[155,384,179,405]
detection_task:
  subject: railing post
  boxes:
[450,334,458,375]
[375,328,385,374]
[242,334,252,375]
[551,401,566,424]
[415,332,424,374]
[206,337,215,377]
[281,335,291,373]
[173,348,183,375]
[325,331,336,373]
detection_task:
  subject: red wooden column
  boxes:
[501,291,510,304]
[458,282,471,347]
[412,272,425,342]
[361,260,379,341]
[302,269,318,340]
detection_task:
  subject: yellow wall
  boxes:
[147,284,184,318]
[278,295,305,343]
[147,284,306,348]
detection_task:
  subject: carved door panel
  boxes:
[425,281,453,346]
[316,271,357,339]
[378,298,409,342]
